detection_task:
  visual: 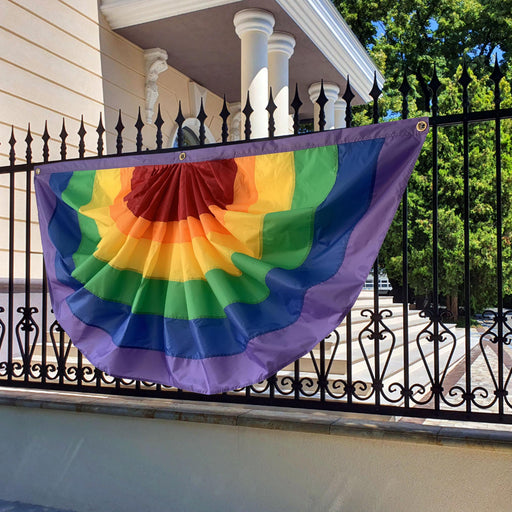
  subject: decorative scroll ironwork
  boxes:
[15,306,40,377]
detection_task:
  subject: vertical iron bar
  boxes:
[154,105,164,150]
[291,84,302,136]
[369,71,381,124]
[135,107,144,153]
[42,122,50,164]
[96,113,105,157]
[430,65,442,411]
[76,117,86,384]
[342,78,355,403]
[41,270,48,384]
[294,359,300,400]
[95,367,102,391]
[401,190,410,405]
[78,115,86,159]
[77,338,83,389]
[459,62,472,414]
[41,123,50,384]
[59,323,65,385]
[346,311,353,405]
[24,125,33,383]
[491,59,505,415]
[115,110,124,155]
[197,99,207,146]
[58,121,68,387]
[268,374,276,400]
[316,80,327,132]
[175,102,185,148]
[319,339,326,402]
[399,69,412,407]
[220,95,230,144]
[59,118,67,161]
[242,92,253,141]
[8,128,16,382]
[267,87,276,138]
[342,77,355,128]
[370,74,382,406]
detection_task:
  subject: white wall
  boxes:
[1,0,224,164]
[0,404,511,512]
[0,0,224,280]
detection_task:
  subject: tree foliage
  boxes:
[333,0,512,312]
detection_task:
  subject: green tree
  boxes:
[333,0,512,316]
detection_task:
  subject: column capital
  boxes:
[234,9,275,38]
[268,32,296,58]
[308,81,340,103]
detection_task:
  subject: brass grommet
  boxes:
[35,168,41,175]
[416,120,428,132]
[179,152,186,161]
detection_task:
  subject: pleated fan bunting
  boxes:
[35,118,428,394]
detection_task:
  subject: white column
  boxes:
[229,102,241,142]
[334,98,347,129]
[268,32,295,136]
[308,82,340,131]
[234,9,275,139]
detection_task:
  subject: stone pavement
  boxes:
[0,500,75,512]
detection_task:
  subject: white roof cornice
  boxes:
[275,0,383,101]
[100,0,243,29]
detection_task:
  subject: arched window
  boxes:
[173,126,200,148]
[170,118,216,148]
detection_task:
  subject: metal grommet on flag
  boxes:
[35,168,41,175]
[179,152,186,161]
[416,121,428,132]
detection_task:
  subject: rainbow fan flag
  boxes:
[35,118,428,394]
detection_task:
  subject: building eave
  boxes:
[100,0,383,110]
[276,0,383,101]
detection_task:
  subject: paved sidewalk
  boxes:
[0,500,75,512]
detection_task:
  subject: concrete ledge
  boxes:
[1,387,512,451]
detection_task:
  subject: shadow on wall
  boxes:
[98,11,158,154]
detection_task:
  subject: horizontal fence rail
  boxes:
[1,63,512,424]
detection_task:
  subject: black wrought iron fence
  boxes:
[1,61,512,424]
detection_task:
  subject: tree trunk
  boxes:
[447,294,458,323]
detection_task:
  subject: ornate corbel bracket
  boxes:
[144,48,168,124]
